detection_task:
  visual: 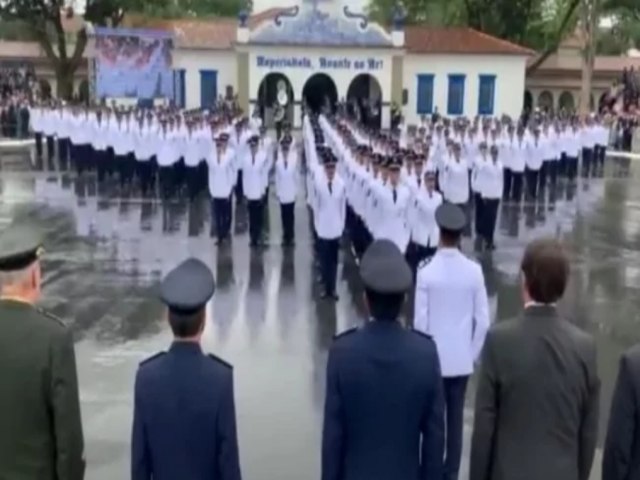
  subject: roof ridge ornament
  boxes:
[343,6,368,29]
[392,1,407,31]
[274,6,300,27]
[238,0,253,27]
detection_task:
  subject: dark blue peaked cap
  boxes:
[160,258,215,314]
[360,239,412,294]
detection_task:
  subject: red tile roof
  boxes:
[405,26,534,56]
[128,9,285,50]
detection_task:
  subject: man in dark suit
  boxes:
[602,345,640,480]
[470,238,600,480]
[0,227,85,480]
[131,258,242,480]
[322,239,444,480]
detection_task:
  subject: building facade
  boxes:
[526,30,640,112]
[137,0,532,128]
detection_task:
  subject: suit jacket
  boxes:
[131,342,241,480]
[321,320,444,480]
[602,344,640,480]
[0,299,85,480]
[469,305,600,480]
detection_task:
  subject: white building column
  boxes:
[382,105,391,129]
[293,103,302,129]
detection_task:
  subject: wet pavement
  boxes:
[0,153,637,480]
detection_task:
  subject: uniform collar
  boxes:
[523,303,558,319]
[169,341,202,354]
[366,319,403,330]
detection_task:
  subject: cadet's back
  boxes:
[323,321,443,480]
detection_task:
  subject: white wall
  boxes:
[402,53,528,124]
[248,45,393,105]
[172,49,238,109]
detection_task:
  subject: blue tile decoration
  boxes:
[250,3,393,47]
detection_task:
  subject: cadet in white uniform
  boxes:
[478,145,503,250]
[274,134,298,246]
[525,129,543,200]
[312,151,346,300]
[208,133,234,244]
[414,203,490,480]
[371,157,411,254]
[243,135,269,247]
[409,170,442,271]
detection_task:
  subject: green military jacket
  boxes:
[0,299,85,480]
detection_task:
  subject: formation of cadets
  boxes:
[302,110,612,299]
[29,102,612,266]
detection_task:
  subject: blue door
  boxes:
[173,69,186,108]
[200,70,218,109]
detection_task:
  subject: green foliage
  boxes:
[597,0,640,53]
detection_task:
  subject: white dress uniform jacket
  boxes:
[373,183,411,253]
[242,150,269,201]
[411,189,443,248]
[275,148,298,204]
[312,174,346,240]
[207,148,235,198]
[414,248,490,377]
[442,158,470,204]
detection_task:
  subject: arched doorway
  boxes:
[257,72,294,128]
[302,73,338,114]
[346,73,382,128]
[78,79,90,104]
[38,79,52,100]
[537,90,553,112]
[523,90,533,111]
[599,91,611,112]
[558,91,575,112]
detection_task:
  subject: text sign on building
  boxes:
[256,55,384,71]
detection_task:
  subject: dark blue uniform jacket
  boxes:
[322,320,445,480]
[131,342,241,480]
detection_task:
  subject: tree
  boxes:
[0,0,159,99]
[0,0,243,100]
[597,0,640,53]
[368,0,581,74]
[580,0,600,115]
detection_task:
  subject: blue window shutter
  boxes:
[173,69,186,108]
[179,69,186,108]
[447,74,466,115]
[478,75,496,115]
[416,74,434,114]
[199,70,218,109]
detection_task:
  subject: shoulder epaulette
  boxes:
[411,329,434,341]
[417,256,433,270]
[208,353,232,369]
[140,352,166,366]
[333,327,358,340]
[35,307,67,327]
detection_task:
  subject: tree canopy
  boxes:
[369,0,637,72]
[0,0,243,99]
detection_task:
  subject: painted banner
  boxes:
[93,27,173,99]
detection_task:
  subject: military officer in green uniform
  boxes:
[0,227,85,480]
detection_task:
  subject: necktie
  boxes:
[393,189,397,203]
[328,181,333,194]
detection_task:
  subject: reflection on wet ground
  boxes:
[0,153,636,479]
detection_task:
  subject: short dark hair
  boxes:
[168,308,205,338]
[365,289,405,320]
[440,228,461,247]
[521,238,569,304]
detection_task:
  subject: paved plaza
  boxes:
[0,153,636,479]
